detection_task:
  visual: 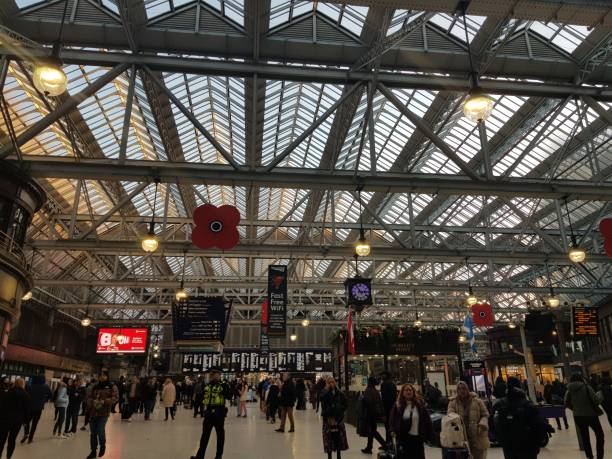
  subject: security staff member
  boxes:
[191,367,232,459]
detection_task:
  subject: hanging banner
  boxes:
[260,299,270,354]
[267,265,287,337]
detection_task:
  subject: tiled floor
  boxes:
[9,402,612,459]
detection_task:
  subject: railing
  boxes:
[0,230,26,266]
[585,341,612,363]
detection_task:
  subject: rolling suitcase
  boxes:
[441,447,470,459]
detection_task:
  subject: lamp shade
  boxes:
[463,92,494,122]
[141,230,159,253]
[175,288,188,301]
[33,57,68,96]
[354,237,371,257]
[568,246,586,263]
[81,317,91,327]
[546,296,560,308]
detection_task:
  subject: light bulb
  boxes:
[33,58,67,96]
[22,291,32,301]
[81,317,91,327]
[508,322,516,329]
[175,289,188,301]
[141,230,159,253]
[463,92,494,122]
[301,319,310,327]
[153,353,160,359]
[290,333,297,342]
[547,296,560,308]
[459,335,466,343]
[568,246,586,263]
[414,319,422,328]
[153,344,160,351]
[354,237,371,257]
[466,294,478,306]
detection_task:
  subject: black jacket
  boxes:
[364,386,384,421]
[280,379,297,407]
[320,388,347,423]
[380,379,397,412]
[26,378,53,412]
[0,387,30,425]
[267,385,280,408]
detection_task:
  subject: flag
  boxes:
[347,308,356,355]
[472,303,494,327]
[463,313,477,353]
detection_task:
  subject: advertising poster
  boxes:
[96,328,148,354]
[267,265,287,337]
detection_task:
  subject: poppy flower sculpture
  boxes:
[472,303,494,327]
[191,203,241,250]
[600,218,612,258]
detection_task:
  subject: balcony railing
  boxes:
[0,230,26,266]
[585,341,612,363]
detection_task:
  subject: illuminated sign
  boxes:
[572,306,599,337]
[96,328,149,354]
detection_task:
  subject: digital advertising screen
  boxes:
[96,328,149,354]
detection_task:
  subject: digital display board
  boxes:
[572,306,599,337]
[172,297,228,344]
[96,328,149,354]
[181,349,333,374]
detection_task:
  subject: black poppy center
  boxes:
[209,220,223,233]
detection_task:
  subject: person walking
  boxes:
[380,372,397,443]
[0,378,29,459]
[388,383,434,459]
[81,378,96,431]
[565,373,605,459]
[190,367,232,459]
[143,377,157,421]
[65,378,82,435]
[493,377,548,459]
[599,376,612,428]
[447,381,490,459]
[296,378,307,410]
[361,376,386,454]
[193,377,205,418]
[238,379,248,417]
[21,375,52,444]
[266,379,280,423]
[320,377,349,459]
[276,373,297,433]
[52,379,69,437]
[86,373,118,459]
[162,378,177,421]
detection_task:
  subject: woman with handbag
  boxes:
[388,383,434,459]
[565,373,605,459]
[447,381,490,459]
[320,377,349,459]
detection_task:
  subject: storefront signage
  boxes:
[355,328,460,356]
[96,328,149,354]
[181,349,333,373]
[572,306,599,336]
[267,265,287,337]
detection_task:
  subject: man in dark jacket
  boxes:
[21,374,52,444]
[565,373,605,459]
[276,373,297,433]
[493,376,506,399]
[600,376,612,428]
[86,373,118,459]
[379,372,397,442]
[493,377,547,459]
[362,376,385,454]
[0,378,29,459]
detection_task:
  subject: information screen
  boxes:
[96,328,149,354]
[573,306,599,336]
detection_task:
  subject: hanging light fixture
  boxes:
[142,179,161,253]
[461,13,493,122]
[22,291,32,301]
[508,322,517,329]
[564,199,586,263]
[301,319,310,327]
[545,261,560,308]
[175,250,189,302]
[465,259,477,305]
[459,335,466,343]
[33,1,69,96]
[81,289,92,327]
[81,317,91,327]
[354,187,371,257]
[290,330,297,341]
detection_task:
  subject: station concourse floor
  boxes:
[11,402,612,459]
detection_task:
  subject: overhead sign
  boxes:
[96,328,148,354]
[267,265,287,337]
[260,299,270,354]
[181,349,333,374]
[572,306,599,337]
[172,297,229,345]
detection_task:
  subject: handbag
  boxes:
[584,385,604,416]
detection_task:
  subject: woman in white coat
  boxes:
[162,378,176,421]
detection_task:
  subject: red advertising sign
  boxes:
[96,328,149,354]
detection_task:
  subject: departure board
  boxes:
[572,306,599,336]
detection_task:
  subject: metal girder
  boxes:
[28,239,611,264]
[2,48,611,100]
[15,157,612,200]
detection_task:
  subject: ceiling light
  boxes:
[175,288,188,301]
[354,236,371,257]
[153,352,160,359]
[552,330,557,336]
[301,319,310,327]
[463,91,494,122]
[508,322,516,329]
[153,344,160,351]
[22,291,32,301]
[81,317,91,327]
[568,245,586,263]
[141,226,159,253]
[414,319,422,328]
[33,56,67,97]
[466,287,477,306]
[459,335,466,343]
[290,333,297,342]
[546,295,560,308]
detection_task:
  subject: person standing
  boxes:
[493,377,547,459]
[266,379,280,423]
[86,373,118,459]
[388,383,434,459]
[238,379,248,417]
[276,373,297,433]
[296,378,306,410]
[143,377,157,421]
[361,376,386,454]
[380,372,397,443]
[493,376,506,399]
[193,376,204,418]
[21,375,52,444]
[125,376,139,422]
[320,377,349,459]
[447,381,490,459]
[565,373,605,459]
[162,378,177,421]
[0,378,29,459]
[52,379,69,437]
[65,378,82,435]
[190,367,232,459]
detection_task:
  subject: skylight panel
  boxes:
[529,22,589,54]
[430,14,485,43]
[15,0,45,7]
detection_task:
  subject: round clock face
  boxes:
[351,283,370,302]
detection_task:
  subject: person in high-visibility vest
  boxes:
[190,367,232,459]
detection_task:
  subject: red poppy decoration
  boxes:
[600,218,612,258]
[191,203,240,250]
[472,303,494,327]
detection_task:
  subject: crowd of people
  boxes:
[0,369,611,459]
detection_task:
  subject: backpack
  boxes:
[493,398,546,449]
[440,412,468,449]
